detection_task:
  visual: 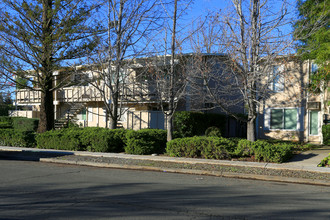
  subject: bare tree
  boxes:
[149,0,194,141]
[189,0,296,141]
[86,0,162,129]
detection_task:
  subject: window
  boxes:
[311,63,318,73]
[309,111,319,135]
[270,108,298,130]
[77,108,86,120]
[269,65,284,92]
[103,108,107,122]
[88,107,93,122]
[73,73,89,86]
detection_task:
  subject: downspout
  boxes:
[306,60,310,143]
[320,80,324,144]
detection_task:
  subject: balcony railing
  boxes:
[16,89,42,104]
[16,83,159,105]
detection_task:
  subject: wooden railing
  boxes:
[58,86,103,102]
[16,83,159,104]
[16,89,42,104]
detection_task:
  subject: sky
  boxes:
[177,0,298,54]
[188,0,230,16]
[187,0,297,30]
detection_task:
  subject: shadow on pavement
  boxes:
[289,153,318,162]
[0,150,73,161]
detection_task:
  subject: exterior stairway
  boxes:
[54,103,87,129]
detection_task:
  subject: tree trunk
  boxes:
[166,0,177,142]
[247,118,255,142]
[167,115,173,142]
[38,0,54,133]
[38,88,54,133]
[109,108,117,129]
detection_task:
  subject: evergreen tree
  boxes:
[0,0,100,132]
[294,0,330,91]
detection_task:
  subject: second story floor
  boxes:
[15,53,231,106]
[259,56,328,112]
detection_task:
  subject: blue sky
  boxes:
[188,0,230,16]
[187,0,297,29]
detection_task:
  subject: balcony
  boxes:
[16,83,158,105]
[16,89,41,104]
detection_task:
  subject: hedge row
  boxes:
[36,127,126,152]
[166,137,294,163]
[36,128,167,155]
[0,116,39,131]
[0,129,35,147]
[0,116,12,129]
[125,129,167,155]
[322,125,330,145]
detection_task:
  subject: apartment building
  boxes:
[257,56,328,144]
[12,53,242,131]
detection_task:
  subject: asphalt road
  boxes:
[0,159,329,220]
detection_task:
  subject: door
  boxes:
[309,111,319,135]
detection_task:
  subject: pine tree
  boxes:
[294,0,330,91]
[0,0,100,132]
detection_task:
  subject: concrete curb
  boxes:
[1,146,329,186]
[40,157,330,186]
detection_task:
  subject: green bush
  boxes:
[0,129,35,147]
[125,129,167,155]
[0,105,14,116]
[173,112,227,138]
[12,117,39,132]
[205,126,221,137]
[166,136,204,158]
[36,127,127,152]
[36,128,84,151]
[318,153,330,167]
[252,140,293,163]
[0,116,13,128]
[322,125,330,145]
[80,127,126,152]
[166,136,235,160]
[200,137,235,160]
[167,136,293,163]
[234,139,254,157]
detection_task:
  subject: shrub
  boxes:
[125,129,167,155]
[36,128,84,151]
[205,126,221,137]
[166,137,204,158]
[318,153,330,167]
[166,136,235,159]
[322,125,330,145]
[166,136,293,163]
[173,112,204,138]
[0,128,35,147]
[173,111,227,138]
[36,127,127,152]
[80,127,126,152]
[12,117,39,132]
[199,137,235,160]
[252,140,293,163]
[0,104,14,116]
[234,139,254,157]
[0,116,13,128]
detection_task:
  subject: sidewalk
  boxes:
[0,146,329,186]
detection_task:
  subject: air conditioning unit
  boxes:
[307,102,321,110]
